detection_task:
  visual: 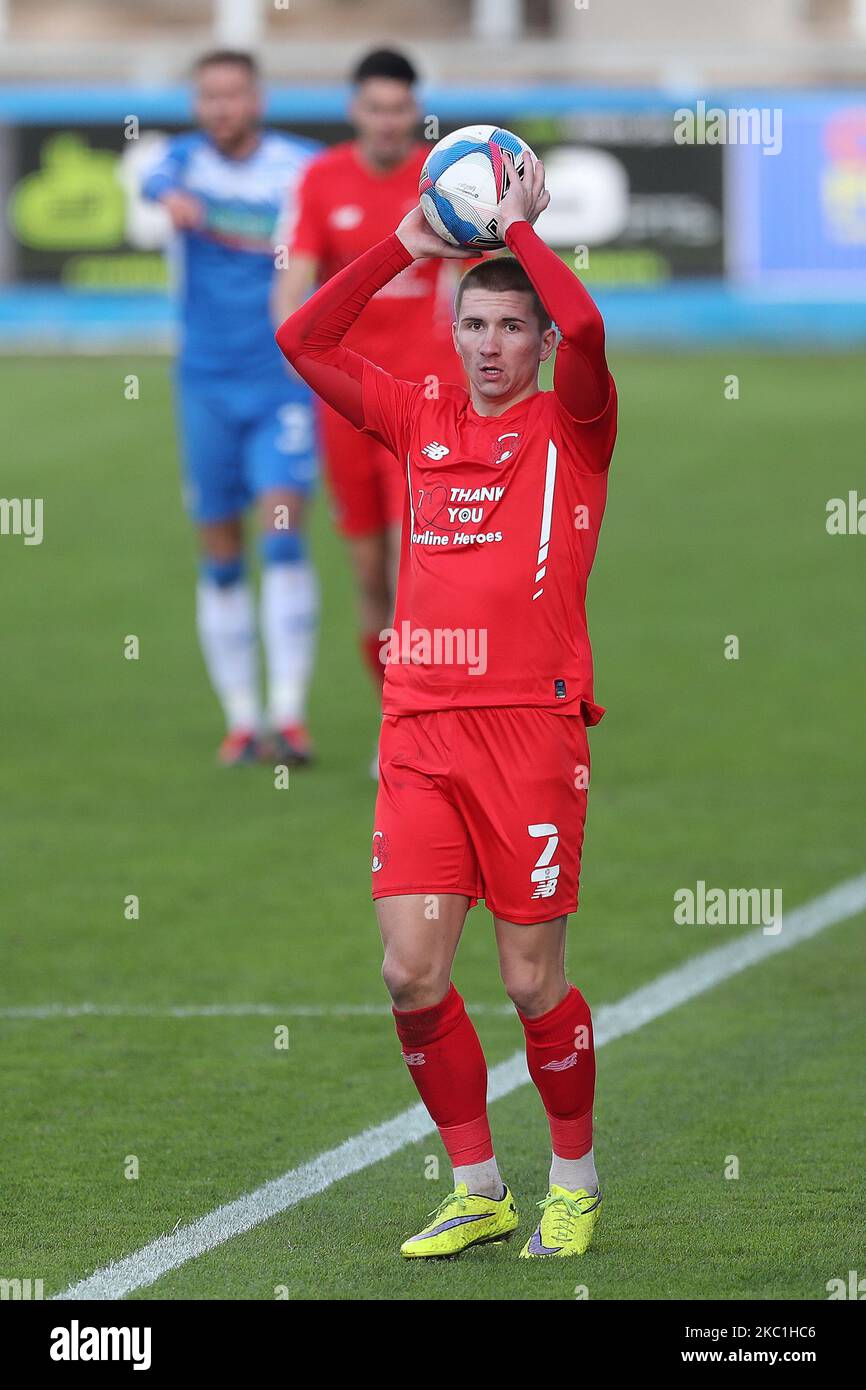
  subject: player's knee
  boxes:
[200,555,245,588]
[501,962,565,1017]
[381,953,445,1011]
[259,530,307,566]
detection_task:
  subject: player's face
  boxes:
[195,63,261,153]
[351,78,418,168]
[454,289,556,409]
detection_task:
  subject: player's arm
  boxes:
[275,210,471,437]
[271,252,316,333]
[270,159,321,330]
[498,152,611,424]
[140,137,203,232]
[275,235,412,429]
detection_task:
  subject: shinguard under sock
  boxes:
[195,574,261,733]
[517,984,598,1190]
[392,984,496,1180]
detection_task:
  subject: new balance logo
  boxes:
[421,441,450,460]
[540,1051,579,1072]
[402,1052,426,1066]
[529,822,560,901]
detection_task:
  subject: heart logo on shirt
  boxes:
[416,484,448,527]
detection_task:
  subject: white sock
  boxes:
[261,562,319,728]
[453,1156,505,1200]
[196,578,261,733]
[550,1146,598,1195]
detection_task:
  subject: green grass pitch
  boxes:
[1,352,864,1300]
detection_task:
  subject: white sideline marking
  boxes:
[0,1002,514,1020]
[54,871,866,1301]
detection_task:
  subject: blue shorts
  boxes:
[174,364,318,523]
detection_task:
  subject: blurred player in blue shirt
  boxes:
[143,50,319,766]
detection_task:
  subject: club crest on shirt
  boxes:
[491,431,521,466]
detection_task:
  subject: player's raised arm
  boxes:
[497,153,611,423]
[275,234,413,429]
[275,212,471,434]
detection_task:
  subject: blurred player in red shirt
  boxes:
[276,153,617,1261]
[275,49,470,768]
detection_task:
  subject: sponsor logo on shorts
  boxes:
[402,1052,426,1066]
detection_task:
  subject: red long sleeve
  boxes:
[503,220,610,423]
[275,232,415,429]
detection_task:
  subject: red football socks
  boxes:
[517,984,596,1159]
[392,984,494,1166]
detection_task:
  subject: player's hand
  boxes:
[494,151,550,240]
[395,205,477,261]
[161,189,205,231]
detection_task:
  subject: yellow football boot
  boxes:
[400,1182,518,1258]
[519,1184,602,1258]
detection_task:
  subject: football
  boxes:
[419,124,535,248]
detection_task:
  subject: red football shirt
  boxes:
[276,221,617,720]
[361,367,616,720]
[289,141,465,382]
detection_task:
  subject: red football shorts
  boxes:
[371,706,591,924]
[319,402,404,538]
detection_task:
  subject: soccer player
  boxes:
[275,49,470,764]
[276,153,616,1259]
[142,50,319,766]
